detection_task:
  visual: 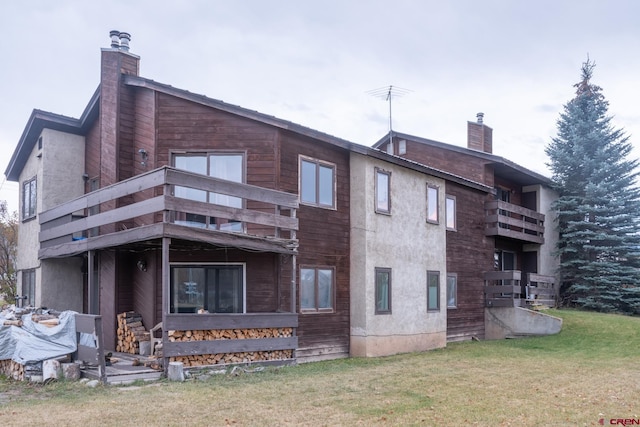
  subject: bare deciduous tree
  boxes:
[0,201,18,304]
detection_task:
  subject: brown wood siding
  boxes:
[445,182,495,341]
[402,138,494,187]
[132,88,157,228]
[278,131,350,351]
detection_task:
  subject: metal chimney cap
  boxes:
[109,30,121,48]
[476,112,484,124]
[119,32,131,51]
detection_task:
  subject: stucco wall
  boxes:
[523,184,560,281]
[16,129,85,308]
[350,153,447,357]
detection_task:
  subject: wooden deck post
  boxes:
[162,237,170,373]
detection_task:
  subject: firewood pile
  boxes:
[116,312,150,354]
[0,359,25,381]
[168,327,294,367]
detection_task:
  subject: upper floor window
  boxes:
[22,177,36,221]
[375,168,391,214]
[427,270,440,312]
[173,152,244,231]
[300,266,335,313]
[300,156,335,209]
[375,267,392,314]
[446,195,457,231]
[427,184,439,224]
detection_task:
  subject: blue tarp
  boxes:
[0,311,77,364]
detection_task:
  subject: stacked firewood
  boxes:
[168,327,293,341]
[0,359,25,381]
[116,312,150,354]
[167,327,294,367]
[170,349,293,367]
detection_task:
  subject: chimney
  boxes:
[467,112,493,153]
[110,30,120,49]
[119,32,131,52]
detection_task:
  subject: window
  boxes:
[173,152,244,231]
[300,157,336,208]
[375,168,391,214]
[22,177,36,221]
[398,140,407,155]
[447,273,457,309]
[427,185,439,224]
[375,268,392,314]
[22,269,36,307]
[170,264,244,314]
[445,195,456,230]
[300,267,334,312]
[427,271,440,311]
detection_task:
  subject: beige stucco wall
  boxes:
[350,152,447,357]
[16,128,85,310]
[523,184,560,282]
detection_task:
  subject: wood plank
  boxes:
[164,313,298,331]
[163,336,298,357]
[483,271,522,281]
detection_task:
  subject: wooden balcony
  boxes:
[38,166,299,259]
[484,271,557,308]
[485,200,545,244]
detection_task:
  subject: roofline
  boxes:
[125,75,491,193]
[4,87,100,182]
[381,130,552,186]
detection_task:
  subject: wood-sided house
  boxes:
[5,33,504,366]
[373,113,561,342]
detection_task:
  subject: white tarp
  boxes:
[0,311,77,364]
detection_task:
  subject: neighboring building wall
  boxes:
[16,129,85,309]
[350,152,447,357]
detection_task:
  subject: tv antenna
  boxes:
[367,85,412,141]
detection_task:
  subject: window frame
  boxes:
[169,263,246,314]
[299,265,335,313]
[299,156,336,209]
[445,194,457,231]
[427,270,440,312]
[22,176,37,222]
[172,151,246,231]
[375,267,392,315]
[446,273,458,309]
[22,269,36,307]
[374,167,391,215]
[426,184,439,224]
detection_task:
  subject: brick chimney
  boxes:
[467,112,493,153]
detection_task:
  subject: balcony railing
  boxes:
[38,166,299,259]
[484,271,556,308]
[485,200,545,244]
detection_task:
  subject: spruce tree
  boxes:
[545,59,640,315]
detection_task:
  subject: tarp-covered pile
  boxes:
[0,308,77,365]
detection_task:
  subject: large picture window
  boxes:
[170,264,244,314]
[375,168,391,214]
[22,177,36,221]
[300,156,336,209]
[300,266,334,312]
[427,185,439,224]
[173,152,244,231]
[427,270,440,312]
[375,268,392,314]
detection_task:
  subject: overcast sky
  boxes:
[1,0,639,213]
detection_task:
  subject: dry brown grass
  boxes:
[1,309,639,426]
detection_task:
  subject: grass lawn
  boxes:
[1,309,639,426]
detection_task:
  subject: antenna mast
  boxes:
[367,85,412,145]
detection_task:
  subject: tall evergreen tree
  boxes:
[546,59,640,315]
